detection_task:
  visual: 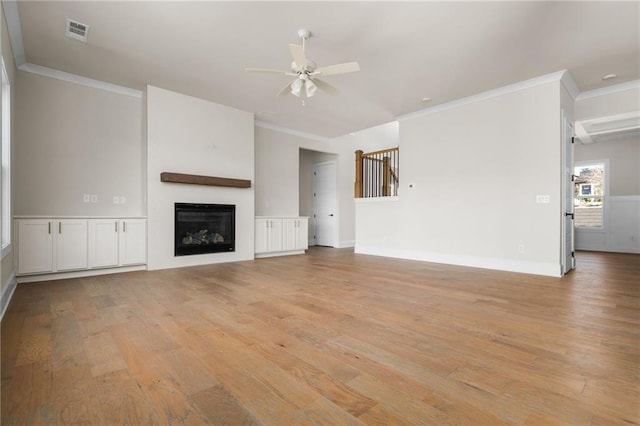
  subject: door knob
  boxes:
[329,214,334,216]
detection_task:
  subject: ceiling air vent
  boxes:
[65,18,89,43]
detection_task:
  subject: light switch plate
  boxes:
[536,195,550,204]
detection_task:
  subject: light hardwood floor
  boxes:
[2,248,639,425]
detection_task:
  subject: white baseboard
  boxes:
[1,273,17,321]
[255,250,306,259]
[17,265,147,283]
[337,240,355,248]
[355,245,562,277]
[578,246,640,254]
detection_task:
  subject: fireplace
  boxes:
[175,203,235,256]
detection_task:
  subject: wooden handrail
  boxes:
[363,157,384,163]
[362,147,399,157]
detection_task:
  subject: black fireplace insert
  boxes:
[174,203,235,256]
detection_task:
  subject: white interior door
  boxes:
[562,111,575,274]
[313,161,336,247]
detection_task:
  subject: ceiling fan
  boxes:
[246,29,360,99]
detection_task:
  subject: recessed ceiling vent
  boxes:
[65,18,89,43]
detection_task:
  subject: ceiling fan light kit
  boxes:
[246,29,360,100]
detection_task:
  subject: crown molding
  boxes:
[560,70,580,100]
[398,70,567,122]
[19,63,143,98]
[575,79,640,101]
[255,120,329,142]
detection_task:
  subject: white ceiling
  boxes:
[9,1,640,137]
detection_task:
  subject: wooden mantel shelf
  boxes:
[160,172,251,188]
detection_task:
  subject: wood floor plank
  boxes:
[14,313,53,367]
[289,397,364,426]
[347,373,452,424]
[50,364,99,424]
[190,385,260,425]
[2,248,638,425]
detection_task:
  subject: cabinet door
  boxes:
[297,219,309,250]
[89,219,119,268]
[268,219,283,252]
[119,219,146,266]
[17,219,54,274]
[282,219,298,251]
[255,219,270,254]
[56,219,88,271]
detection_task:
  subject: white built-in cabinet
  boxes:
[16,217,146,277]
[57,219,89,271]
[255,217,308,257]
[17,219,88,274]
[89,218,147,268]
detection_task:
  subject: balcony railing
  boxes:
[354,147,399,198]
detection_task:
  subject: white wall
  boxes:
[574,85,640,253]
[255,121,399,248]
[254,127,302,217]
[356,80,564,276]
[14,71,144,216]
[146,86,254,270]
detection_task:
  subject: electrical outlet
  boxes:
[119,196,126,204]
[90,195,98,203]
[536,195,550,204]
[83,194,90,203]
[113,196,120,204]
[518,244,525,254]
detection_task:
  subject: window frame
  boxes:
[1,57,10,259]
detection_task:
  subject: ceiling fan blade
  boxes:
[312,78,340,96]
[289,44,307,70]
[276,80,294,97]
[314,62,360,76]
[245,68,289,74]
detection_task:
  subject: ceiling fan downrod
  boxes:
[298,29,311,54]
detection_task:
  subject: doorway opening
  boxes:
[299,149,337,247]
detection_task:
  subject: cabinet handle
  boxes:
[48,222,51,234]
[59,222,62,234]
[123,221,126,232]
[115,221,118,232]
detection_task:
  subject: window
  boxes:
[1,57,10,256]
[574,161,606,228]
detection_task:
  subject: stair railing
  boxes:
[355,147,399,198]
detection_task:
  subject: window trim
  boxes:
[574,159,609,231]
[1,57,11,259]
